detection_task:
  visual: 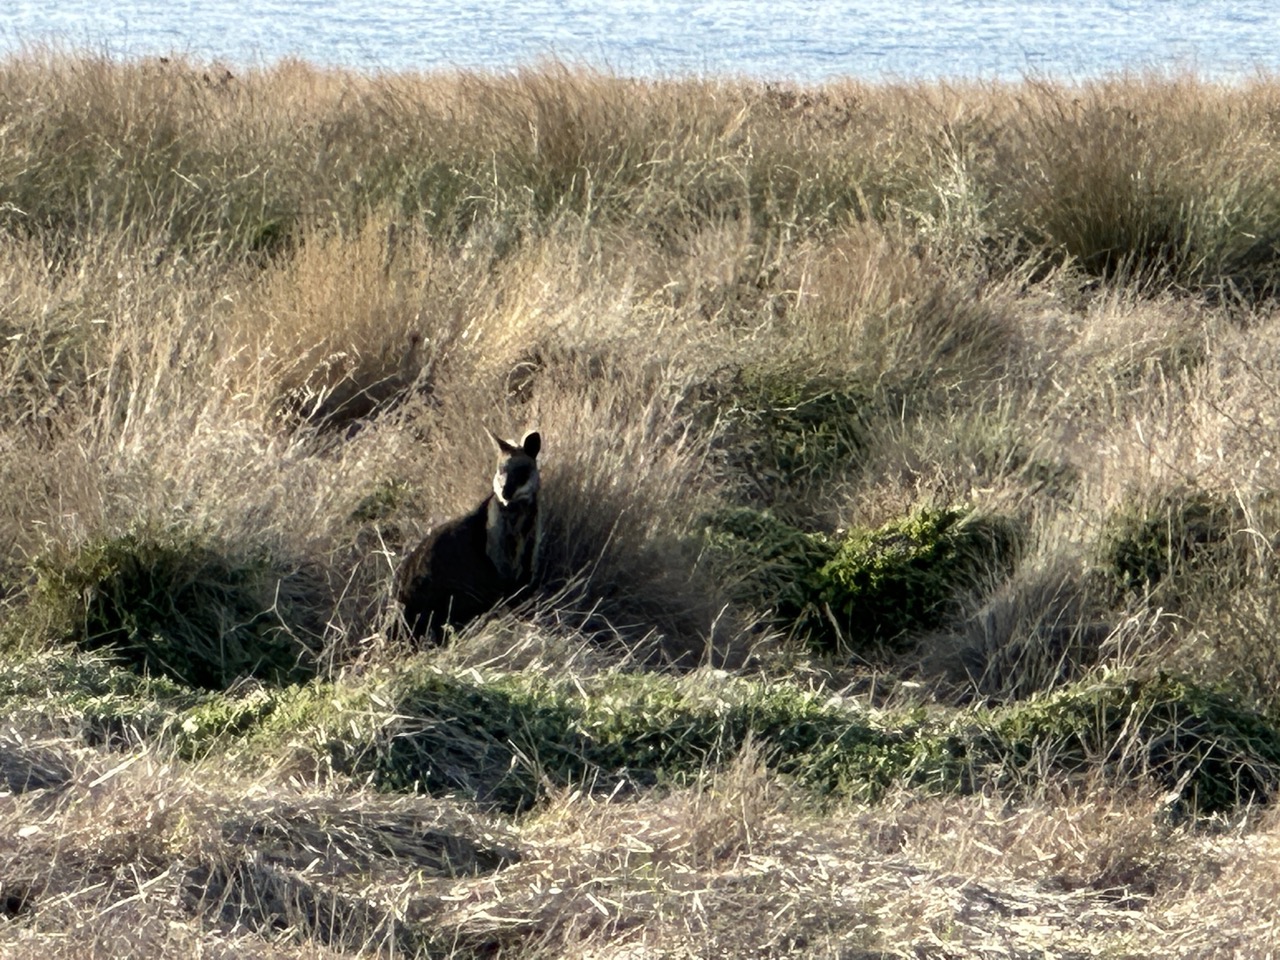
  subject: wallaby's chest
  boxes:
[485,498,539,585]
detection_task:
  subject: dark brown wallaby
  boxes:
[395,429,542,640]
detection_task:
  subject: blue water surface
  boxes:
[1,1,1277,80]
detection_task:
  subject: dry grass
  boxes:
[5,730,1280,958]
[5,52,1280,955]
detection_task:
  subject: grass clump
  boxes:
[703,367,871,508]
[29,525,319,690]
[1098,486,1249,602]
[1012,77,1280,293]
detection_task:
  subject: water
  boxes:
[2,1,1278,82]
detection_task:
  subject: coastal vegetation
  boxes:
[4,51,1280,956]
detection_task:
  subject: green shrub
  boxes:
[701,506,838,636]
[815,507,1024,652]
[704,505,1022,654]
[32,525,319,690]
[349,478,414,524]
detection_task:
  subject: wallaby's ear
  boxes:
[487,427,540,459]
[486,426,521,456]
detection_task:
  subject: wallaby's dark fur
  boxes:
[396,429,542,640]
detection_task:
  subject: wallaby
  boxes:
[396,429,542,640]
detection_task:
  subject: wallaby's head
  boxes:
[487,428,541,506]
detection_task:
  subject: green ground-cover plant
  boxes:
[976,672,1280,813]
[0,647,186,712]
[3,653,1248,817]
[282,666,1280,814]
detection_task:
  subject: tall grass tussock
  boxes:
[5,50,1280,956]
